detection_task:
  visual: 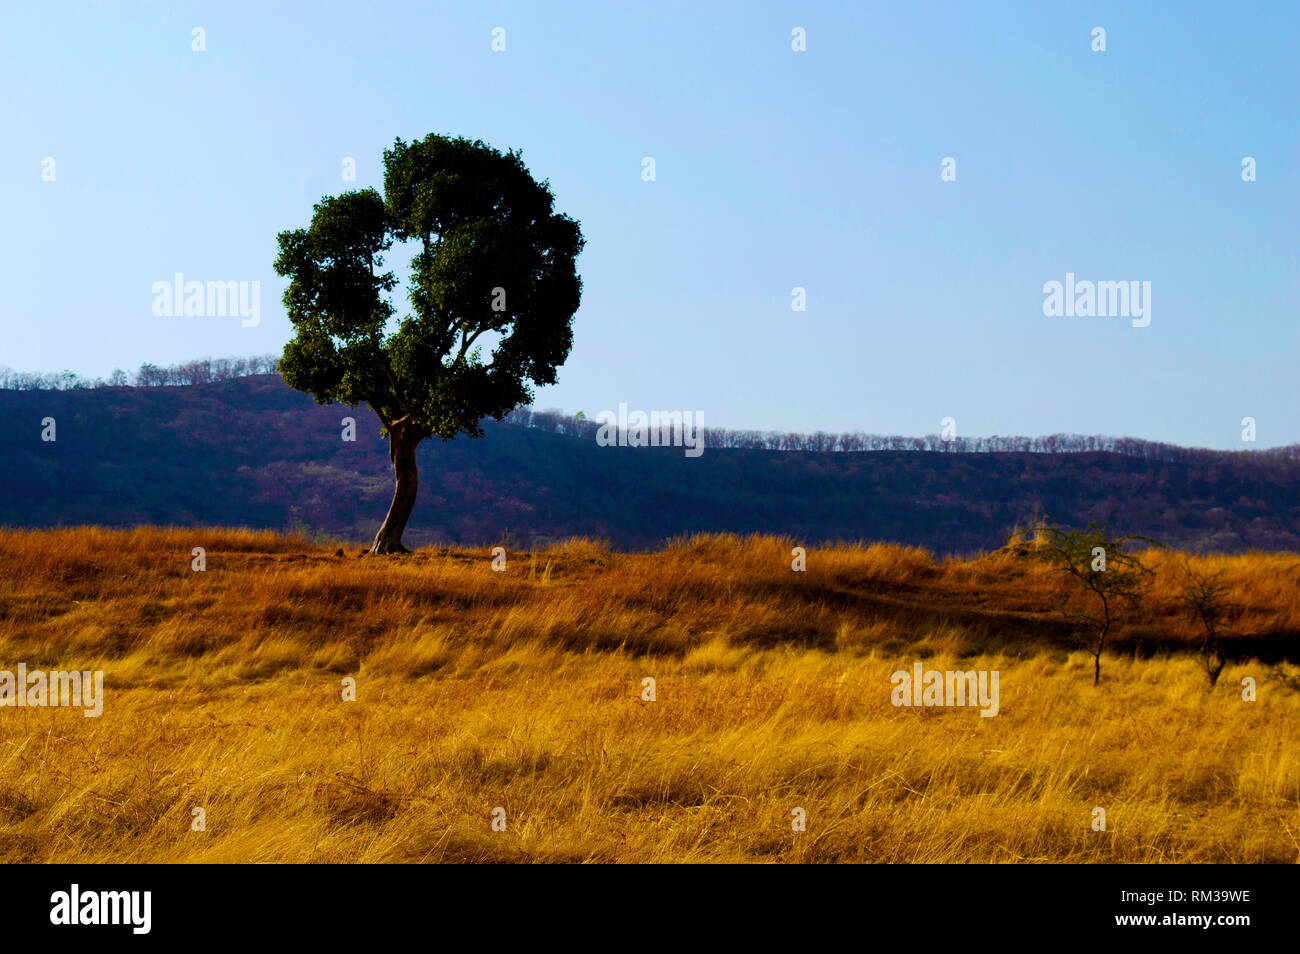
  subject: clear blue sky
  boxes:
[2,1,1297,448]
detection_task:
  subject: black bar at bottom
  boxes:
[0,863,1287,942]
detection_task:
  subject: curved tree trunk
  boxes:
[370,424,420,554]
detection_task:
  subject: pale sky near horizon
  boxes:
[2,1,1297,448]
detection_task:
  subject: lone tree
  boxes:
[274,135,584,553]
[1034,523,1157,685]
[1180,560,1237,688]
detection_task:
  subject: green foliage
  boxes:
[274,134,584,441]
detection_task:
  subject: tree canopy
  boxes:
[273,134,585,552]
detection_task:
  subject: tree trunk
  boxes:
[370,424,420,554]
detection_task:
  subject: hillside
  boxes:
[2,375,1298,552]
[1,528,1296,863]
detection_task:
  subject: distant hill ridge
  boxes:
[506,407,1300,465]
[2,371,1298,552]
[4,357,1296,464]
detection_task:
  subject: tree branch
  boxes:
[455,325,489,365]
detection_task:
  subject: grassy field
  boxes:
[1,527,1298,863]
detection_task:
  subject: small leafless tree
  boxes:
[1035,523,1157,686]
[1180,561,1236,688]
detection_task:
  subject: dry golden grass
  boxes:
[1,527,1297,863]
